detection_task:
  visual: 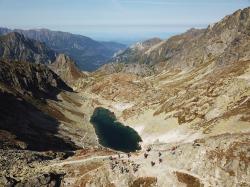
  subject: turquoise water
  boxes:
[90,107,142,153]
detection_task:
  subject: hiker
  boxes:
[159,152,162,157]
[151,161,155,166]
[134,164,140,172]
[111,164,116,170]
[179,150,182,154]
[133,167,138,173]
[171,146,177,151]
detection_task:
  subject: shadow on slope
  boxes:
[0,60,73,101]
[0,91,77,151]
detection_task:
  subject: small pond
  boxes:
[90,107,142,153]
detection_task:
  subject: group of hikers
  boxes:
[144,147,163,167]
[109,146,164,174]
[109,155,140,174]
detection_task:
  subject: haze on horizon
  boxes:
[0,0,249,44]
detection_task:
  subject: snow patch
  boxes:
[134,125,145,134]
[112,102,134,112]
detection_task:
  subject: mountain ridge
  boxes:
[0,32,56,64]
[106,7,250,75]
[0,28,127,71]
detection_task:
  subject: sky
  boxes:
[0,0,249,44]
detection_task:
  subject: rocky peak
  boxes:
[49,54,85,85]
[131,38,162,51]
[55,53,73,65]
[205,7,250,37]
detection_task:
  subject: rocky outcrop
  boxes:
[0,150,72,187]
[49,54,86,86]
[0,32,56,64]
[14,173,64,187]
[1,172,64,187]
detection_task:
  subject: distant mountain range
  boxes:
[0,28,127,71]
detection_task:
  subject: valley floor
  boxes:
[1,60,250,187]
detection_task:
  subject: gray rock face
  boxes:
[49,54,85,85]
[0,32,56,64]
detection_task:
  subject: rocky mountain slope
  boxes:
[111,37,162,64]
[107,7,250,74]
[0,28,127,71]
[0,59,102,186]
[0,32,56,64]
[99,38,162,76]
[0,60,75,150]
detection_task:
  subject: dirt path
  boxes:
[50,155,111,167]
